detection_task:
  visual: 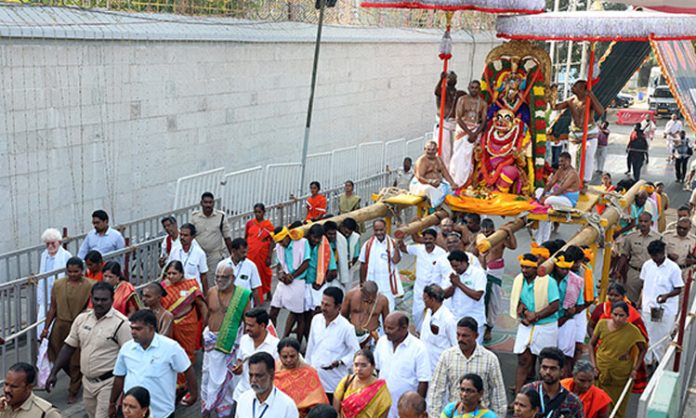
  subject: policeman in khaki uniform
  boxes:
[190,192,233,279]
[1,362,60,418]
[664,217,696,279]
[618,212,662,304]
[46,282,131,418]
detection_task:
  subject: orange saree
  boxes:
[161,278,203,388]
[246,218,275,302]
[306,194,327,221]
[112,281,140,316]
[275,363,329,417]
[561,378,612,418]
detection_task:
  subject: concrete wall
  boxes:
[0,5,498,253]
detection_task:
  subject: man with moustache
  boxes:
[234,352,298,418]
[201,262,252,418]
[1,363,60,418]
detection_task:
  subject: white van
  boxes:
[648,86,680,118]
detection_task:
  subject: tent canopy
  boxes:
[360,0,544,13]
[496,11,696,41]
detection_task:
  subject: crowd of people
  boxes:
[2,75,693,418]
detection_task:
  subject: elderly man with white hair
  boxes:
[38,228,72,336]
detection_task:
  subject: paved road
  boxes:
[38,110,695,417]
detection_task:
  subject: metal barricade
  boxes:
[331,146,359,189]
[305,152,333,191]
[265,163,302,205]
[358,142,385,180]
[220,166,265,217]
[384,138,406,172]
[406,136,425,160]
[172,167,225,210]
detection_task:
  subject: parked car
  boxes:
[610,92,634,108]
[649,85,680,118]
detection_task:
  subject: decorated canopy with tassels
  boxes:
[360,0,545,12]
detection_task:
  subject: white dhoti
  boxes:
[642,311,677,364]
[568,126,599,182]
[450,124,478,186]
[307,281,328,311]
[574,311,588,343]
[412,283,426,331]
[514,322,559,355]
[409,177,451,208]
[558,318,577,357]
[201,328,239,418]
[534,188,577,243]
[270,279,307,314]
[485,261,505,329]
[434,117,457,167]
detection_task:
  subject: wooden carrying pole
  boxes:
[538,180,646,276]
[297,202,390,235]
[394,210,449,239]
[477,218,527,254]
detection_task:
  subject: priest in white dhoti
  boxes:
[433,71,464,167]
[409,141,459,208]
[450,80,488,187]
[359,219,402,311]
[640,240,684,365]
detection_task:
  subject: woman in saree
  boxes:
[440,374,498,418]
[561,361,612,418]
[274,337,329,417]
[588,281,649,394]
[102,261,140,316]
[512,388,541,418]
[245,203,275,303]
[160,260,208,397]
[334,349,391,418]
[589,301,647,418]
[339,181,361,215]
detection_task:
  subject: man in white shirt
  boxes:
[159,216,179,267]
[235,352,299,418]
[167,223,209,294]
[664,113,683,162]
[224,238,262,306]
[232,308,280,402]
[359,219,402,311]
[399,229,447,329]
[445,250,487,342]
[419,284,457,374]
[375,312,431,418]
[305,287,360,399]
[640,240,684,365]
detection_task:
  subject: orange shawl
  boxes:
[275,365,329,417]
[315,236,332,286]
[560,378,612,418]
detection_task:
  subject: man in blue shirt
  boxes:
[110,310,198,418]
[77,210,125,260]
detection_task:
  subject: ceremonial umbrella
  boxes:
[496,10,696,185]
[360,0,546,157]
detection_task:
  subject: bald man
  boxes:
[341,281,390,348]
[374,312,431,418]
[397,391,427,418]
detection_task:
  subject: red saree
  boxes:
[592,300,649,393]
[246,218,275,302]
[561,378,612,418]
[113,281,140,316]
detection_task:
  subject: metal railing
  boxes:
[639,276,696,417]
[0,202,204,285]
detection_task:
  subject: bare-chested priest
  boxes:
[451,80,488,187]
[555,80,605,183]
[434,71,466,166]
[202,262,251,417]
[341,281,389,348]
[409,141,459,207]
[534,151,580,243]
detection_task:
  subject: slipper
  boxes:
[179,392,193,406]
